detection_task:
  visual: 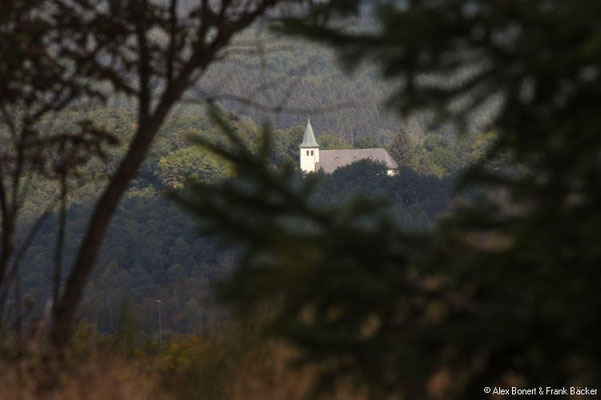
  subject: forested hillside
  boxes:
[15,102,491,336]
[4,8,494,340]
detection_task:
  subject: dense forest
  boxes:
[9,37,495,336]
[16,100,490,336]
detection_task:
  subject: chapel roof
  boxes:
[316,149,398,174]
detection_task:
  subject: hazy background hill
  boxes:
[193,32,410,145]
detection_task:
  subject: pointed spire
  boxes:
[300,118,319,148]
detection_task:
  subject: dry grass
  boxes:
[0,330,369,400]
[160,334,326,400]
[0,352,170,400]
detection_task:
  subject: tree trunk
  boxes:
[50,81,186,345]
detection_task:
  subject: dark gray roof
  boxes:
[316,149,398,174]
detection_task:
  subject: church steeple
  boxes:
[299,118,320,173]
[299,118,319,148]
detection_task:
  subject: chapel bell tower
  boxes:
[299,118,320,173]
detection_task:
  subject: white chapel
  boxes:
[299,119,398,175]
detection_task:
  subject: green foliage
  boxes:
[387,130,417,169]
[157,146,233,189]
[422,135,463,174]
[353,137,379,149]
[387,129,496,177]
[317,133,352,150]
[270,125,305,166]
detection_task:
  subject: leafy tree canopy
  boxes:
[157,146,233,189]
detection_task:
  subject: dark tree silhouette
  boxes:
[179,1,601,398]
